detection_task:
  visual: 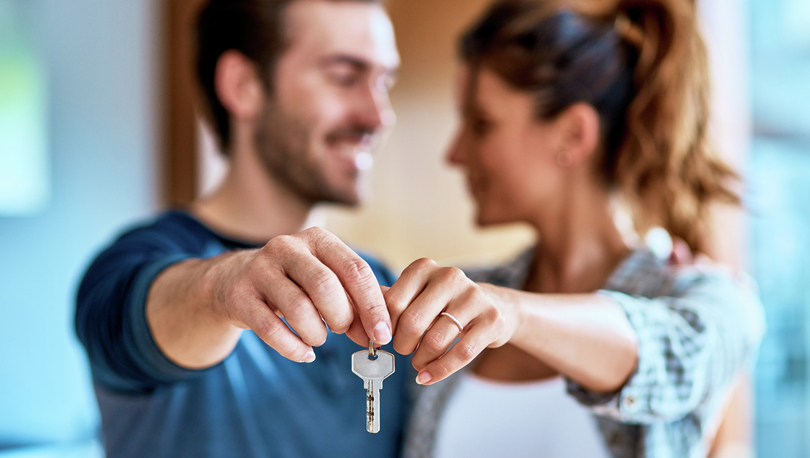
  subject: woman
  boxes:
[383,0,765,456]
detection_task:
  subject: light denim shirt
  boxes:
[403,248,765,458]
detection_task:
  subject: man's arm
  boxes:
[147,227,393,369]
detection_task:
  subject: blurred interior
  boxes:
[0,0,808,456]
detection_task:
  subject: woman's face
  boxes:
[447,65,564,226]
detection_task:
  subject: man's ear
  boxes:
[214,50,265,121]
[556,103,600,167]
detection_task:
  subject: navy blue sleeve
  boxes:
[75,228,206,394]
[76,223,399,394]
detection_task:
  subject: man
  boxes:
[75,0,413,456]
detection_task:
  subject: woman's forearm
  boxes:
[506,288,639,392]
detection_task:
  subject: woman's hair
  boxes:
[460,0,740,253]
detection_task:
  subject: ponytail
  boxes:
[611,0,739,253]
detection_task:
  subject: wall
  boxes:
[0,0,159,452]
[321,0,536,271]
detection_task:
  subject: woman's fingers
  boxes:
[415,324,494,385]
[385,258,436,334]
[410,289,480,370]
[388,263,469,355]
[386,259,518,382]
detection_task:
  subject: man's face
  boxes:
[254,0,400,206]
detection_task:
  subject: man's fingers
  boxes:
[257,271,329,347]
[669,236,693,266]
[345,293,371,346]
[414,325,490,385]
[279,248,354,335]
[238,297,315,363]
[302,228,391,345]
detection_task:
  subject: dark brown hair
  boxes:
[460,0,740,253]
[195,0,382,153]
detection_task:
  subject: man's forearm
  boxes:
[146,252,245,369]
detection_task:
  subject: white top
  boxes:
[433,372,611,458]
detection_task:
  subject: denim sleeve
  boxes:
[566,269,766,424]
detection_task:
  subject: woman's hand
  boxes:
[385,258,521,385]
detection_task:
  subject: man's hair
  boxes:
[195,0,383,153]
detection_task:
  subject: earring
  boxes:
[556,150,573,167]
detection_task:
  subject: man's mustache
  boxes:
[325,126,376,145]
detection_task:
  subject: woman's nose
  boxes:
[445,130,466,166]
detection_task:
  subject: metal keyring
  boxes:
[368,339,378,360]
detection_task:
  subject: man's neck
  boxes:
[191,150,314,245]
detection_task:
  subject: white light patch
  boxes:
[645,227,673,261]
[355,151,374,171]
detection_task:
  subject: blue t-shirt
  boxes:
[75,211,414,458]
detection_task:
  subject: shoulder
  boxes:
[80,210,224,287]
[110,210,215,251]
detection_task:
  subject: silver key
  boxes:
[352,340,395,433]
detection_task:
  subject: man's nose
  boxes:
[356,82,396,131]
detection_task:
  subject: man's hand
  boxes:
[148,227,392,368]
[384,258,520,385]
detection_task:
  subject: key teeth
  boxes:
[352,348,393,434]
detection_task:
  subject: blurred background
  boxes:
[0,0,808,456]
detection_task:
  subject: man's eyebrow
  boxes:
[319,54,370,71]
[319,54,400,78]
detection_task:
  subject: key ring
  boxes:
[368,339,378,360]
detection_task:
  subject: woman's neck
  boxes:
[525,186,629,294]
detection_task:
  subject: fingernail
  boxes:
[416,371,432,385]
[301,350,316,363]
[373,322,392,344]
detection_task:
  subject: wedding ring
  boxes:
[440,312,464,333]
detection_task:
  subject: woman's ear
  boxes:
[214,50,265,121]
[555,103,600,168]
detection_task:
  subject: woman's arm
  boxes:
[709,373,755,458]
[505,289,638,393]
[385,259,637,390]
[386,259,764,423]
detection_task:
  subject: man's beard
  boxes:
[253,99,370,206]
